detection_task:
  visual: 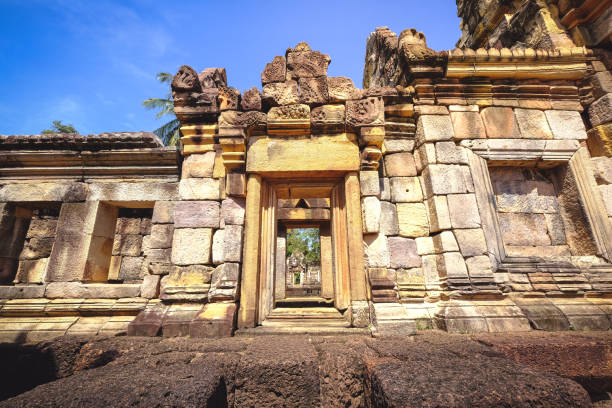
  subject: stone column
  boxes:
[0,204,30,284]
[275,226,286,301]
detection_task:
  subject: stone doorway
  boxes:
[237,174,367,331]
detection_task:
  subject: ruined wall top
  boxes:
[0,132,165,151]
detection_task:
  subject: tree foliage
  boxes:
[286,228,321,265]
[142,72,180,146]
[41,120,78,134]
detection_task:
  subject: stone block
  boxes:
[327,76,360,102]
[0,284,46,299]
[415,237,435,255]
[190,303,236,338]
[396,203,429,238]
[346,97,384,128]
[389,177,423,203]
[545,110,588,140]
[359,171,380,197]
[383,138,415,153]
[298,76,329,104]
[171,228,213,266]
[174,201,220,229]
[212,229,225,265]
[221,197,246,226]
[422,165,467,197]
[465,256,493,278]
[425,196,451,232]
[435,141,467,164]
[590,70,612,100]
[480,107,521,139]
[44,282,141,299]
[226,173,246,197]
[287,50,330,78]
[118,256,144,281]
[591,157,612,184]
[588,94,612,127]
[544,213,566,245]
[415,115,454,146]
[87,182,178,202]
[388,237,421,269]
[223,225,243,263]
[26,218,57,238]
[384,153,416,177]
[364,233,390,268]
[20,237,54,260]
[454,228,487,257]
[152,201,176,224]
[380,177,391,201]
[505,245,571,258]
[450,111,486,140]
[116,235,142,256]
[116,217,141,235]
[380,201,399,236]
[261,55,286,84]
[148,262,172,276]
[514,109,553,139]
[178,178,221,200]
[148,224,174,249]
[0,182,87,203]
[141,275,160,299]
[600,185,612,216]
[144,248,171,264]
[421,254,441,288]
[311,104,345,133]
[128,305,168,336]
[262,80,299,106]
[439,252,469,279]
[162,304,203,337]
[208,263,240,302]
[14,258,49,283]
[498,213,550,246]
[588,123,612,156]
[241,86,262,111]
[432,230,459,254]
[361,196,381,234]
[161,264,213,302]
[447,193,481,228]
[414,143,436,172]
[181,151,215,178]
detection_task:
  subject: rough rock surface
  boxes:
[1,332,608,407]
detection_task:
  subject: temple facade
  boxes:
[0,0,611,341]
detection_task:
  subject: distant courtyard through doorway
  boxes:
[285,227,321,298]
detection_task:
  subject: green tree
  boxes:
[41,120,78,134]
[286,228,321,265]
[142,72,180,146]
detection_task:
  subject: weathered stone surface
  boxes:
[287,50,330,79]
[298,76,329,104]
[587,123,612,157]
[380,201,399,236]
[415,115,454,145]
[345,97,384,128]
[425,196,452,232]
[545,110,588,140]
[499,213,551,246]
[14,258,48,283]
[221,197,246,226]
[327,76,361,102]
[0,182,87,203]
[181,151,215,179]
[208,263,240,302]
[171,228,213,266]
[178,178,221,200]
[361,196,381,234]
[433,230,459,253]
[515,108,553,139]
[544,213,567,245]
[20,238,54,260]
[115,235,142,256]
[26,218,57,238]
[480,107,521,139]
[590,70,612,100]
[592,157,612,184]
[311,104,345,133]
[261,55,286,84]
[396,203,429,238]
[389,177,422,203]
[384,152,416,176]
[262,80,299,106]
[364,233,390,268]
[435,141,467,164]
[141,274,160,299]
[454,228,487,257]
[152,201,175,224]
[588,94,612,127]
[118,256,143,281]
[600,185,612,216]
[388,237,421,268]
[447,193,481,228]
[241,87,262,111]
[450,111,486,140]
[422,165,467,196]
[190,303,236,338]
[465,255,493,277]
[359,171,380,197]
[116,218,141,235]
[439,252,469,279]
[217,86,240,111]
[223,225,243,263]
[198,67,226,88]
[267,104,310,120]
[88,182,178,202]
[174,201,220,229]
[44,282,141,298]
[212,229,225,265]
[148,224,174,249]
[383,138,415,153]
[505,245,571,258]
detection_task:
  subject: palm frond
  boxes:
[142,98,173,110]
[153,118,181,146]
[157,72,173,84]
[155,104,175,119]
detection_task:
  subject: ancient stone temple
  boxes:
[0,0,611,341]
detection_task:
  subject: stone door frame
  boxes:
[237,173,367,328]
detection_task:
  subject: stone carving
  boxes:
[346,97,384,128]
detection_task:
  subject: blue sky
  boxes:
[0,1,461,135]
